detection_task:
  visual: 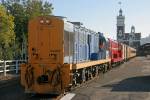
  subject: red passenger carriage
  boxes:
[108,38,123,65]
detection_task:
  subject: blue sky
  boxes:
[48,0,150,39]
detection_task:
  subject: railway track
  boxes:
[0,77,19,89]
[0,75,65,100]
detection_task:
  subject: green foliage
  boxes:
[0,5,15,60]
[26,0,53,19]
[1,0,53,60]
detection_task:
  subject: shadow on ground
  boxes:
[26,94,59,100]
[102,75,150,92]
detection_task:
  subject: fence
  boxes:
[0,60,26,76]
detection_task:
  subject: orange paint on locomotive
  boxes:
[21,16,72,94]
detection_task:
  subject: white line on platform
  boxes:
[60,93,76,100]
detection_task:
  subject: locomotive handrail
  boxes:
[0,60,26,76]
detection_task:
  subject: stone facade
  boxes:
[116,9,141,49]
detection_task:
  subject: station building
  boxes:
[116,9,141,49]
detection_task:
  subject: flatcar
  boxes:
[21,16,111,94]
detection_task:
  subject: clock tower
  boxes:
[117,9,125,41]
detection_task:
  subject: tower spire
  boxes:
[118,1,123,16]
[119,9,123,16]
[117,1,125,41]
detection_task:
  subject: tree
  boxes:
[0,5,15,59]
[2,0,53,39]
[26,0,53,19]
[2,0,53,59]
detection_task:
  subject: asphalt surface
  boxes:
[0,57,150,100]
[72,57,150,100]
